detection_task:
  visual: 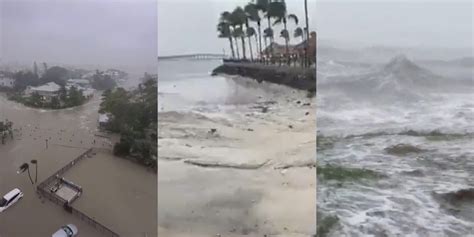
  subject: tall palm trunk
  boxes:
[257,21,262,58]
[234,37,240,59]
[248,35,254,61]
[267,16,273,57]
[27,168,34,185]
[228,37,236,59]
[34,163,38,183]
[254,35,259,60]
[263,37,268,54]
[241,36,247,59]
[304,0,310,67]
[284,20,289,56]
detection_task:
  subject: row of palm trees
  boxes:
[217,0,310,65]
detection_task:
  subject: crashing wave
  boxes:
[371,54,442,91]
[319,55,447,102]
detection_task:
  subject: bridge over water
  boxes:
[158,53,227,61]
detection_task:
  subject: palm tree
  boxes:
[263,27,274,57]
[218,12,236,59]
[271,1,299,57]
[232,27,242,59]
[252,28,260,60]
[254,0,271,55]
[244,3,261,58]
[304,0,310,67]
[280,29,289,47]
[265,1,279,56]
[246,27,256,61]
[31,160,38,183]
[231,7,248,60]
[17,163,34,185]
[294,27,305,67]
[294,27,304,42]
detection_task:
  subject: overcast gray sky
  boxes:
[316,0,473,49]
[158,0,316,56]
[158,0,472,56]
[1,0,157,72]
[1,0,471,64]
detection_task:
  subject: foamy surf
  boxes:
[318,56,474,236]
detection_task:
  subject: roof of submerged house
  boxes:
[29,82,61,92]
[98,114,109,123]
[68,79,90,84]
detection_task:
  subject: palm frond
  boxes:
[294,27,303,38]
[288,14,299,25]
[266,1,286,19]
[263,27,274,38]
[254,0,270,12]
[246,27,256,37]
[231,7,247,26]
[273,17,283,26]
[244,3,260,22]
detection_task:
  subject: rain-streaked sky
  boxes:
[0,0,157,72]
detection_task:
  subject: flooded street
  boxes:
[158,60,316,236]
[0,91,156,236]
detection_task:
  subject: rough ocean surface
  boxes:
[317,55,474,236]
[158,60,316,237]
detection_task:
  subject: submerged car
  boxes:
[0,188,23,212]
[52,224,78,237]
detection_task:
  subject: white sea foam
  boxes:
[318,56,474,236]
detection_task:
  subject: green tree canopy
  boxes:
[40,66,70,86]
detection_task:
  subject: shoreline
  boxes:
[158,74,317,236]
[212,62,316,93]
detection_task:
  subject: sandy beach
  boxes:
[158,75,316,236]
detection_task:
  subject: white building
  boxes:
[67,79,90,89]
[82,88,95,98]
[0,74,14,88]
[25,82,61,101]
[65,79,95,99]
[98,113,110,128]
[81,72,95,79]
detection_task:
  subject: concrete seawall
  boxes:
[212,62,316,93]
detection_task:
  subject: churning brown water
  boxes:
[0,93,156,237]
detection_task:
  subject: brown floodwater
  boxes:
[0,93,156,236]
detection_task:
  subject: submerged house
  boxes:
[66,79,95,99]
[25,82,61,102]
[98,113,110,129]
[0,73,14,89]
[67,79,91,89]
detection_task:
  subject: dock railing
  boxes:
[36,148,120,237]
